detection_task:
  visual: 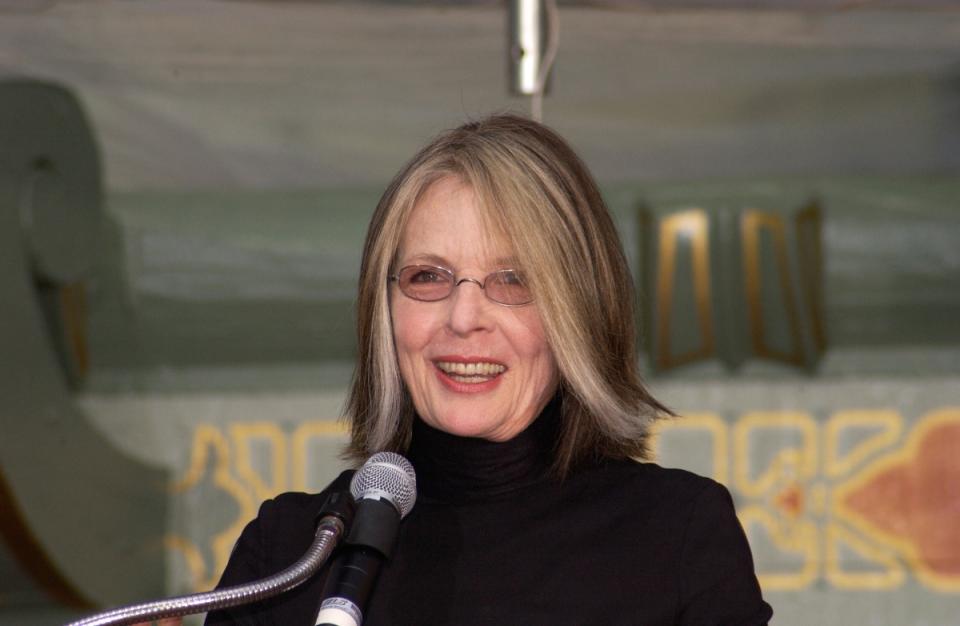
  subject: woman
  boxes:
[204,114,773,625]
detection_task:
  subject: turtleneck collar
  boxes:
[407,397,561,504]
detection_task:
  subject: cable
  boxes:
[531,0,560,123]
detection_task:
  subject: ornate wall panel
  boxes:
[640,199,826,374]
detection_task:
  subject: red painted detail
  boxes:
[844,422,960,578]
[774,482,804,518]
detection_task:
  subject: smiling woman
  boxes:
[389,176,560,443]
[205,114,773,626]
[345,114,673,474]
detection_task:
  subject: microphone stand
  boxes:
[65,492,355,626]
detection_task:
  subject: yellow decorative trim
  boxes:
[734,412,817,499]
[163,534,210,591]
[740,505,819,590]
[291,421,349,492]
[825,410,902,478]
[655,209,715,369]
[825,522,905,590]
[170,425,256,591]
[650,413,728,484]
[231,422,288,502]
[809,483,827,517]
[165,408,960,594]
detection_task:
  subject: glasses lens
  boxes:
[398,265,453,301]
[486,269,532,305]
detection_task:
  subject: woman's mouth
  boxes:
[434,360,506,384]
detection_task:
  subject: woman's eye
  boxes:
[410,269,443,283]
[500,270,525,285]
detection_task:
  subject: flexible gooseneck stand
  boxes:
[64,489,357,626]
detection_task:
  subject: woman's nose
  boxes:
[446,278,493,336]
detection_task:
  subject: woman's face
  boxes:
[391,176,560,442]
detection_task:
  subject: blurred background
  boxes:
[1,1,958,624]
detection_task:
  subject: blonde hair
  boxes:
[345,114,668,475]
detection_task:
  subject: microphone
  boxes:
[315,452,417,626]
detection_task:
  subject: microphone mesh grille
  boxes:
[350,452,417,518]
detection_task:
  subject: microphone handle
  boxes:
[315,548,384,626]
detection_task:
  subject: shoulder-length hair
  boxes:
[344,113,668,475]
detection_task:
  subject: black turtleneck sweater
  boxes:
[205,409,772,625]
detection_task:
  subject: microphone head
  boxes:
[350,452,417,519]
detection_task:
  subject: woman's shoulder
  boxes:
[596,461,772,624]
[575,458,736,521]
[588,457,721,495]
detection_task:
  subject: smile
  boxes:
[434,360,506,383]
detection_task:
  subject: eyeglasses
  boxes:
[389,264,533,306]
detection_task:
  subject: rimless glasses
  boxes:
[389,264,533,306]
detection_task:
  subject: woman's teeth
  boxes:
[435,361,505,382]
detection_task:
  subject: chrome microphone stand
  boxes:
[65,516,345,626]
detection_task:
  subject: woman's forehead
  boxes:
[397,177,515,266]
